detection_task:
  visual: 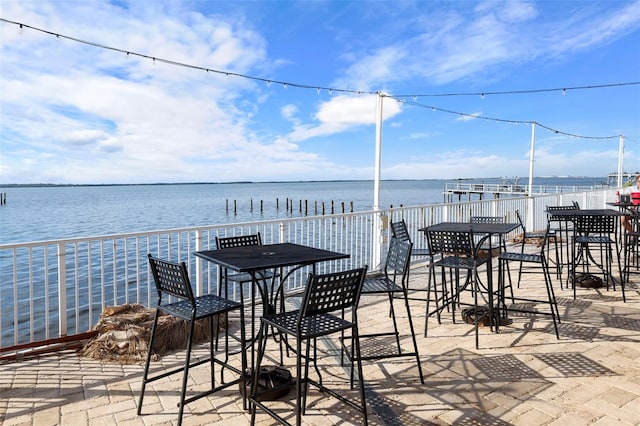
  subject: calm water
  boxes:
[0,177,607,345]
[0,177,606,244]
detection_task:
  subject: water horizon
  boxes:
[0,176,608,245]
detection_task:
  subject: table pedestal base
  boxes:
[241,366,294,401]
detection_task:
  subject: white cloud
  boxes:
[456,112,483,122]
[285,94,402,142]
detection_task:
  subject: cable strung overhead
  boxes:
[390,96,621,139]
[1,17,634,140]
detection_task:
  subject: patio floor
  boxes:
[2,242,640,425]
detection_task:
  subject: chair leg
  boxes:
[401,288,424,384]
[295,337,303,426]
[424,265,434,337]
[137,308,160,415]
[352,325,368,425]
[250,322,269,424]
[542,260,560,338]
[386,292,402,352]
[615,243,626,302]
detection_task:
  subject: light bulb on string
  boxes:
[18,23,23,35]
[480,93,485,99]
[317,88,320,95]
[562,88,566,95]
[267,80,271,87]
[283,83,287,89]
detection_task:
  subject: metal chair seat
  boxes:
[163,294,242,321]
[499,252,543,264]
[433,255,488,270]
[361,275,403,293]
[575,235,615,244]
[262,311,353,339]
[412,248,431,257]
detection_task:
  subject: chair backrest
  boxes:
[298,267,368,319]
[390,220,412,242]
[216,233,262,249]
[547,204,578,221]
[470,216,504,224]
[537,223,553,257]
[574,214,617,235]
[427,229,477,257]
[515,210,525,231]
[148,254,195,305]
[384,237,413,277]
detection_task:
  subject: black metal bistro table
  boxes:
[419,222,519,346]
[195,243,349,399]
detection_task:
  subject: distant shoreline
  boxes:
[0,176,607,188]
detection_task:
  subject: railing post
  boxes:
[278,221,287,243]
[195,229,203,296]
[372,211,387,272]
[57,243,67,337]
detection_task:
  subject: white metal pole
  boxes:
[526,122,537,231]
[372,93,384,270]
[374,93,383,211]
[617,135,624,187]
[528,122,536,197]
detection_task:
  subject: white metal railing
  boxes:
[0,188,616,349]
[444,182,604,196]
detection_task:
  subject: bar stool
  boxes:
[250,267,368,426]
[138,255,247,426]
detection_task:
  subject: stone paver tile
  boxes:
[511,407,554,426]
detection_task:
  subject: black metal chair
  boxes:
[547,204,579,285]
[215,233,280,304]
[515,209,559,287]
[497,223,561,338]
[425,228,494,349]
[354,237,424,384]
[390,219,434,300]
[138,255,247,426]
[250,267,368,426]
[390,219,431,260]
[470,216,507,254]
[571,214,625,301]
[215,233,285,361]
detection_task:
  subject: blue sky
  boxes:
[1,0,639,184]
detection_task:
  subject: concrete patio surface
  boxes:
[1,243,640,425]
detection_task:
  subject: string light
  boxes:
[0,17,632,141]
[394,96,620,140]
[3,18,638,100]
